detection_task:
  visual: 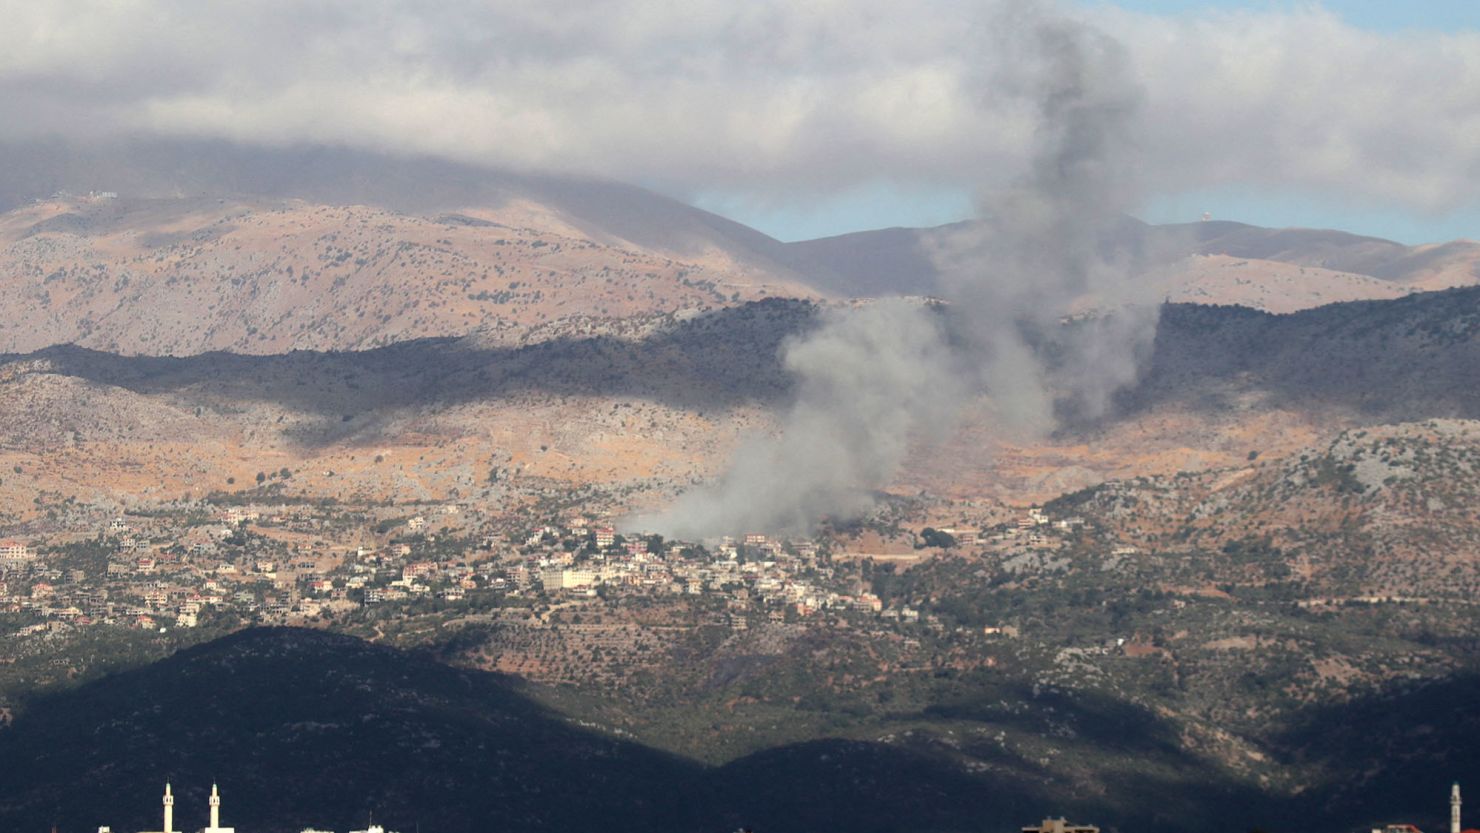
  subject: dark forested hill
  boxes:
[1,627,1477,833]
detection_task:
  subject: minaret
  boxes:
[209,782,221,831]
[1453,782,1462,833]
[163,782,174,833]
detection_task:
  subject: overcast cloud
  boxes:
[2,1,1478,213]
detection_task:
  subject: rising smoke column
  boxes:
[932,0,1158,429]
[631,299,962,540]
[637,0,1161,539]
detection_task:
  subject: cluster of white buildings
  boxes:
[1,500,1081,644]
[511,522,882,618]
[0,539,35,570]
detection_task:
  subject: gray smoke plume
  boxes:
[630,299,962,540]
[636,0,1162,539]
[932,0,1157,429]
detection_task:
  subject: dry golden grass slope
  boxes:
[1156,255,1413,313]
[0,195,816,355]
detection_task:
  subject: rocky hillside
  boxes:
[0,139,794,273]
[1054,419,1480,599]
[0,300,813,522]
[0,286,1479,521]
[0,195,814,355]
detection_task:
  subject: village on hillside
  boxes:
[0,493,1084,654]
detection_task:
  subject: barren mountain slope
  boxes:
[7,141,1475,342]
[1145,254,1411,313]
[0,139,800,275]
[1163,220,1480,287]
[0,289,1478,525]
[781,218,1480,308]
[0,301,813,522]
[0,196,815,355]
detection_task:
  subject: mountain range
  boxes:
[2,141,1477,356]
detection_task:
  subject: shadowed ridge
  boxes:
[0,626,707,833]
[0,299,817,433]
[0,626,1274,833]
[7,625,1474,833]
[1272,672,1480,833]
[1134,285,1480,420]
[7,287,1480,444]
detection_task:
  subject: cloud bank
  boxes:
[2,1,1478,213]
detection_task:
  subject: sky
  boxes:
[1114,0,1480,244]
[1110,0,1480,33]
[2,0,1479,244]
[700,1,1480,242]
[1120,0,1480,244]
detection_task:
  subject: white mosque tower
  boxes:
[138,784,178,833]
[204,782,236,833]
[1454,782,1463,833]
